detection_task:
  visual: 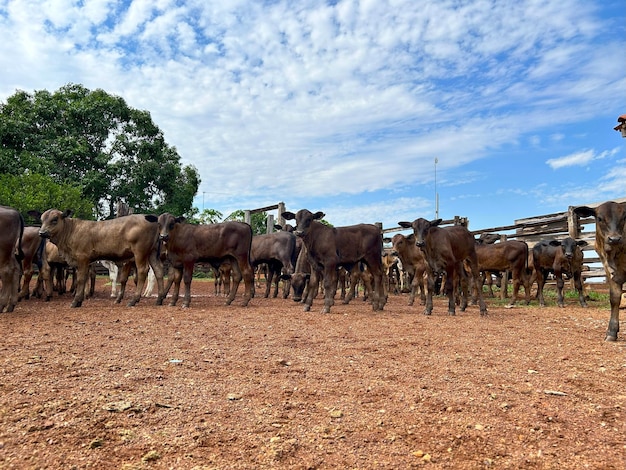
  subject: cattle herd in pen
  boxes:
[0,201,624,341]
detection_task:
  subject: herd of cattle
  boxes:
[0,201,624,341]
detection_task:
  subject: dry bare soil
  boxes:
[1,279,625,469]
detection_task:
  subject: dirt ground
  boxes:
[1,278,625,470]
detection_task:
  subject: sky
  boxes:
[0,0,625,232]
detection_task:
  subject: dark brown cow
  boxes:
[18,226,46,300]
[532,238,588,308]
[250,231,297,298]
[282,209,386,313]
[38,209,165,308]
[475,239,531,306]
[398,218,487,316]
[384,233,428,306]
[574,202,626,341]
[0,206,24,313]
[155,213,254,308]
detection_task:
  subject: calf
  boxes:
[37,209,165,308]
[0,206,24,313]
[398,218,487,315]
[532,238,588,308]
[475,239,531,306]
[155,213,254,308]
[574,202,626,341]
[384,233,428,306]
[282,209,386,313]
[250,231,297,298]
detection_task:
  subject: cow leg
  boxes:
[167,266,183,306]
[264,268,273,298]
[574,271,587,308]
[115,262,133,304]
[467,257,487,315]
[605,275,624,341]
[423,271,435,315]
[535,269,547,307]
[0,257,20,312]
[303,269,320,312]
[181,263,195,308]
[236,255,254,307]
[321,267,338,313]
[37,260,53,301]
[149,252,165,305]
[70,263,90,308]
[226,260,242,305]
[554,270,566,308]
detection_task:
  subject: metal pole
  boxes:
[434,158,439,218]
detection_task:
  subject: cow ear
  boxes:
[574,206,596,218]
[175,216,185,224]
[406,233,415,242]
[273,224,283,231]
[313,211,325,220]
[398,221,412,228]
[282,211,295,220]
[382,237,391,243]
[62,209,73,218]
[431,219,442,226]
[577,240,588,247]
[145,215,158,223]
[549,240,561,246]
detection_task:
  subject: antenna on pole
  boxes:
[434,158,439,219]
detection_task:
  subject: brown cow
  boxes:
[532,238,588,309]
[0,206,24,313]
[250,231,297,298]
[475,239,531,306]
[398,218,487,316]
[18,226,46,300]
[282,209,386,313]
[155,213,254,308]
[574,202,626,341]
[384,233,428,306]
[37,209,165,308]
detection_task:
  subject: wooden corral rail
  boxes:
[244,202,286,233]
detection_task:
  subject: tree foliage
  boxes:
[0,83,200,219]
[0,173,93,223]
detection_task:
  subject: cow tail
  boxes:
[15,212,25,263]
[36,237,46,271]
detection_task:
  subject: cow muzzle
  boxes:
[415,241,425,248]
[159,234,169,242]
[39,230,50,239]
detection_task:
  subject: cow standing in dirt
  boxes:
[37,209,165,308]
[0,206,24,313]
[250,230,298,298]
[155,213,254,308]
[533,237,588,309]
[574,202,626,341]
[398,218,487,316]
[282,209,386,313]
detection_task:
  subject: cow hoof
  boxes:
[322,307,331,314]
[168,302,177,307]
[303,305,311,312]
[6,305,15,313]
[70,301,82,308]
[156,298,164,306]
[605,335,617,342]
[225,299,234,306]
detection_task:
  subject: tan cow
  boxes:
[37,209,165,308]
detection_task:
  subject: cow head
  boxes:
[477,233,500,245]
[575,202,626,248]
[38,209,73,240]
[282,210,325,237]
[398,218,441,247]
[157,212,185,242]
[550,237,588,259]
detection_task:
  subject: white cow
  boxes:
[100,260,156,298]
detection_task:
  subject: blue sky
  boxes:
[1,0,624,231]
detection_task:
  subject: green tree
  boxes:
[0,83,200,219]
[0,173,93,223]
